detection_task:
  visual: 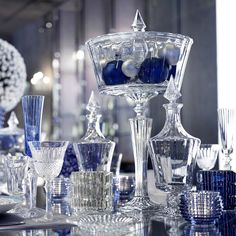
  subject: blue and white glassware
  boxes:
[22,95,44,157]
[21,95,45,218]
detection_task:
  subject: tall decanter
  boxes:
[148,78,201,215]
[73,92,115,171]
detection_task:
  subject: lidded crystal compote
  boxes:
[148,78,201,216]
[73,92,115,171]
[86,10,193,211]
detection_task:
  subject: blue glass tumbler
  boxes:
[196,170,236,210]
[22,95,44,157]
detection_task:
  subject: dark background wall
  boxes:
[148,0,218,145]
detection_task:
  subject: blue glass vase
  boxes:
[22,95,44,157]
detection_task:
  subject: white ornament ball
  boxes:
[0,39,26,112]
[121,59,139,78]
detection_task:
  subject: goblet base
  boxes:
[120,196,166,215]
[11,206,45,219]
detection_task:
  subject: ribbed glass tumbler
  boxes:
[71,171,113,213]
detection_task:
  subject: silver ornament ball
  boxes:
[121,59,139,78]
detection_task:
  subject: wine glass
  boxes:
[218,108,236,170]
[28,141,69,220]
[196,144,219,170]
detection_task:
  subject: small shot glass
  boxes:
[118,175,135,206]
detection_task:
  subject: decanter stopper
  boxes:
[86,91,100,114]
[164,77,182,103]
[131,10,146,32]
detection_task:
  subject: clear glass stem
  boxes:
[28,174,37,209]
[224,154,232,170]
[45,179,53,219]
[129,117,152,198]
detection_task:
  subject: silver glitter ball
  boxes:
[121,59,139,78]
[158,43,180,65]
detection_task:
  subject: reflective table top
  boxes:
[0,210,235,236]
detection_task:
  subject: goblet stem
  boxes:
[224,154,232,170]
[28,174,37,209]
[130,117,152,198]
[122,116,164,212]
[45,179,53,219]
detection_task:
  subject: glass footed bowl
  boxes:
[179,191,224,225]
[86,32,193,97]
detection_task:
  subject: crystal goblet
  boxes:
[196,144,219,170]
[86,10,193,212]
[28,141,69,220]
[218,108,236,170]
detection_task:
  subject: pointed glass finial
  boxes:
[86,91,101,113]
[7,112,19,128]
[164,77,182,102]
[131,10,146,32]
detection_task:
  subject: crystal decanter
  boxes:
[148,78,201,216]
[73,92,115,171]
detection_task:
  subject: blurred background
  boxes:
[0,0,219,166]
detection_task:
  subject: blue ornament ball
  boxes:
[102,60,129,85]
[138,57,169,83]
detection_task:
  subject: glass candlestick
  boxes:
[86,10,193,212]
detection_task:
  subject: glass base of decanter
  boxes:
[120,196,166,215]
[10,206,45,219]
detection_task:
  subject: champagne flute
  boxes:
[218,108,236,170]
[28,141,68,220]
